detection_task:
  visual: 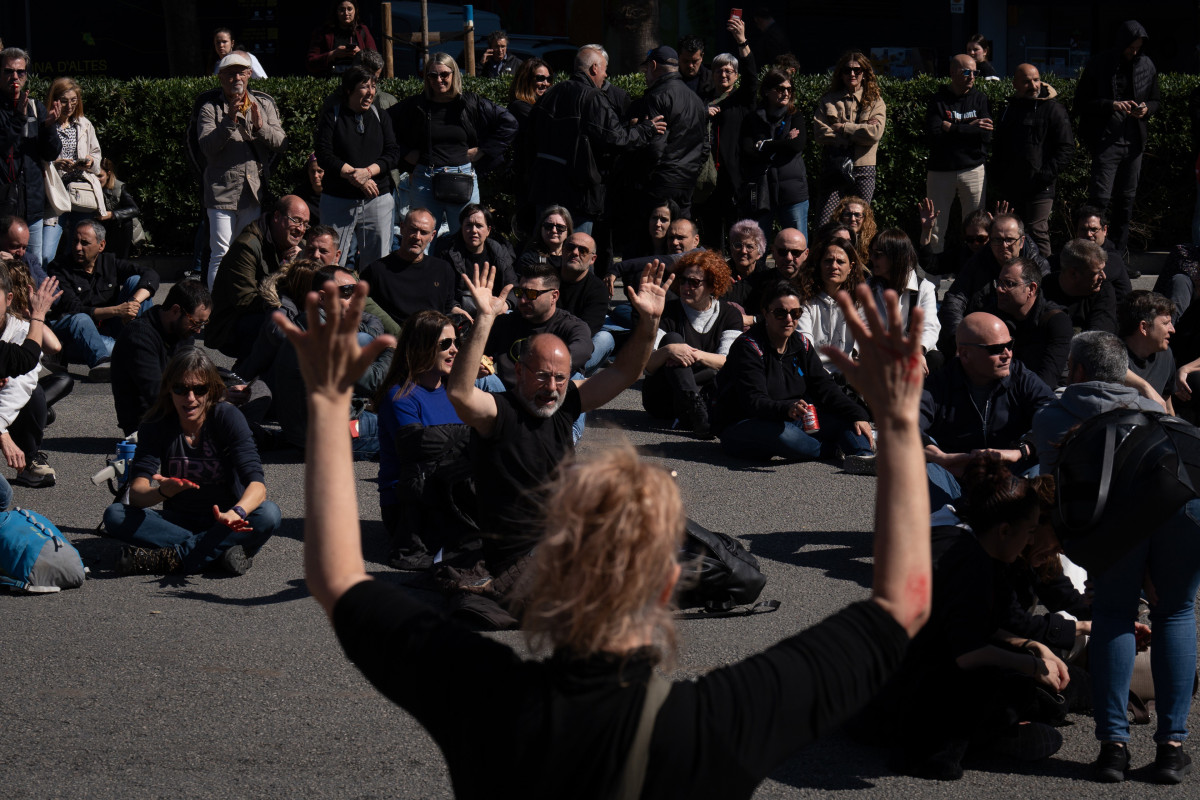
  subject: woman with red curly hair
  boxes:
[642,250,743,436]
[813,51,887,225]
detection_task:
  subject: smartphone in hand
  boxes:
[731,8,742,19]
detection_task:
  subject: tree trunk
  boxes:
[160,0,204,77]
[605,0,659,74]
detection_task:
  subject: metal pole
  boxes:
[380,2,394,78]
[464,5,475,76]
[420,0,430,74]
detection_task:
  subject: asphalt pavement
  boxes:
[1,273,1193,799]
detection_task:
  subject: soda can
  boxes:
[802,403,820,433]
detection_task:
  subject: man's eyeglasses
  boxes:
[769,307,802,321]
[994,278,1030,291]
[993,235,1022,245]
[437,337,457,352]
[171,383,211,397]
[965,235,990,245]
[542,222,568,234]
[285,213,309,229]
[678,276,707,289]
[960,69,979,78]
[337,283,357,299]
[963,340,1014,356]
[184,311,208,331]
[531,371,569,386]
[512,286,554,301]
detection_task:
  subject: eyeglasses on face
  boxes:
[678,276,707,289]
[993,235,1022,246]
[285,213,309,229]
[2,68,27,77]
[542,222,568,234]
[841,211,864,220]
[963,340,1014,356]
[531,370,569,386]
[437,337,457,352]
[768,307,802,321]
[427,70,453,81]
[171,383,211,397]
[776,247,806,259]
[337,283,357,299]
[184,311,208,331]
[512,286,554,301]
[994,278,1029,291]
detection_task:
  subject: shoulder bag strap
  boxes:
[611,672,671,800]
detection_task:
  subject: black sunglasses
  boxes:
[776,247,807,258]
[963,340,1014,356]
[171,383,211,397]
[512,286,554,301]
[337,283,357,299]
[678,276,707,289]
[769,307,802,321]
[965,235,990,245]
[437,337,457,352]
[843,66,864,76]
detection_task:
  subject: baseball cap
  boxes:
[642,46,679,66]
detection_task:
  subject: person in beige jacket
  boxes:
[813,50,886,225]
[198,52,287,292]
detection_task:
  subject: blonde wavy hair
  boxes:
[523,443,685,663]
[832,195,877,265]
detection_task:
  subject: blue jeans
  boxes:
[0,473,12,510]
[585,330,615,375]
[757,200,809,243]
[1090,499,1200,744]
[25,219,46,284]
[410,164,479,236]
[102,500,281,572]
[352,409,380,461]
[321,192,395,269]
[719,414,871,461]
[50,275,152,366]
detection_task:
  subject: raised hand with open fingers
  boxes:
[625,259,673,321]
[274,280,396,402]
[463,262,511,319]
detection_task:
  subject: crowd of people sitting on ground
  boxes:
[2,8,1199,789]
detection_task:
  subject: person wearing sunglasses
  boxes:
[714,280,874,466]
[739,68,809,242]
[373,309,474,571]
[517,206,573,273]
[642,249,743,437]
[506,57,551,216]
[111,279,212,437]
[924,54,993,270]
[389,52,517,237]
[0,47,63,284]
[813,51,886,225]
[100,348,281,576]
[922,311,1055,510]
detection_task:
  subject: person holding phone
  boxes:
[307,0,377,77]
[0,47,62,283]
[40,77,103,266]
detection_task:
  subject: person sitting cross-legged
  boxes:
[101,348,281,575]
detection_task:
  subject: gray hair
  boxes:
[728,219,765,254]
[576,44,608,72]
[1059,238,1106,274]
[1068,330,1128,383]
[712,53,739,73]
[0,47,30,67]
[354,49,384,74]
[75,218,107,243]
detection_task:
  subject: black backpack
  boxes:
[1053,409,1200,575]
[677,518,777,616]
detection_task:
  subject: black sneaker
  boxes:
[680,391,712,439]
[1153,743,1193,785]
[117,546,183,575]
[1092,741,1130,783]
[219,545,254,575]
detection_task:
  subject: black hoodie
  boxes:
[1075,20,1160,151]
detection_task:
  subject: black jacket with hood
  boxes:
[1075,20,1160,152]
[992,83,1075,202]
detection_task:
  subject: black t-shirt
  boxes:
[426,98,471,167]
[333,578,908,800]
[557,272,610,336]
[472,382,582,564]
[1128,346,1177,399]
[360,253,457,327]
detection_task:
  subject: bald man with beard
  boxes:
[921,311,1055,507]
[448,261,670,572]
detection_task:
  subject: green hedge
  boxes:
[29,72,1200,253]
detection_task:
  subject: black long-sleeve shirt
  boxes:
[48,253,160,319]
[334,579,907,800]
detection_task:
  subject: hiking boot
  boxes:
[13,454,56,487]
[1092,741,1130,783]
[1153,743,1192,785]
[991,721,1063,761]
[679,391,712,439]
[843,453,877,475]
[117,546,183,575]
[218,545,253,576]
[88,359,113,382]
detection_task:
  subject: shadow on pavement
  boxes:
[746,529,874,588]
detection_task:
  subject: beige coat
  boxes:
[198,89,287,211]
[813,88,887,167]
